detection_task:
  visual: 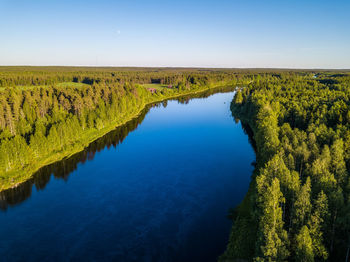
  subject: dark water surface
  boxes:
[0,89,255,262]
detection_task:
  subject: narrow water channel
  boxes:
[0,89,255,262]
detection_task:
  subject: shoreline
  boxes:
[0,84,234,192]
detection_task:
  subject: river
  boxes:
[0,89,255,262]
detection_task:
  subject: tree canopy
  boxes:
[221,71,350,262]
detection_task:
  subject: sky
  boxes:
[1,0,349,68]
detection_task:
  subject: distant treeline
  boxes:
[0,67,246,87]
[221,72,350,261]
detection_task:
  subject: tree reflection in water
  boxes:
[0,85,236,210]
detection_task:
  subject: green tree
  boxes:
[295,226,314,262]
[330,139,347,186]
[234,89,244,104]
[256,177,289,261]
[293,177,312,230]
[309,191,329,260]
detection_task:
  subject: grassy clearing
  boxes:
[142,83,170,90]
[54,82,91,88]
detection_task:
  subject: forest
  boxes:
[0,66,248,190]
[0,67,349,261]
[221,72,350,261]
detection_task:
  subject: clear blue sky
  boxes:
[1,0,349,68]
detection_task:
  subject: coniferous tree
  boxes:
[295,226,314,262]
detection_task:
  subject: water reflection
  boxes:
[0,86,236,210]
[0,106,148,211]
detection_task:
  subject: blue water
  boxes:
[0,91,255,262]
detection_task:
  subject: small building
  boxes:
[147,88,157,94]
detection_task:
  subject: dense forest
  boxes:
[221,72,350,261]
[0,67,248,190]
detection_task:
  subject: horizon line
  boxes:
[0,65,349,71]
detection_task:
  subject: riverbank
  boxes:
[0,83,235,192]
[219,100,259,261]
[0,89,255,262]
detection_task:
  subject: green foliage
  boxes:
[293,177,312,230]
[223,71,350,262]
[1,68,350,261]
[256,177,289,261]
[295,226,314,262]
[234,89,244,104]
[0,67,248,189]
[308,191,329,260]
